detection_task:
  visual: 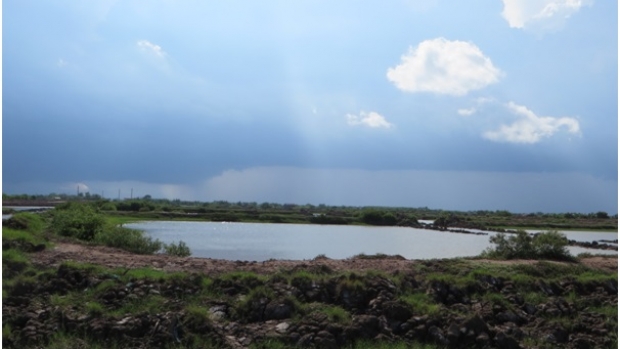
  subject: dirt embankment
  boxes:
[31,242,617,275]
[4,243,617,349]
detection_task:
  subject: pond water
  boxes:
[126,221,618,261]
[2,206,54,220]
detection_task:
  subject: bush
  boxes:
[481,230,574,261]
[94,226,163,255]
[51,205,105,241]
[360,210,397,226]
[163,241,191,257]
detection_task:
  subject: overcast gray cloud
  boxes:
[2,0,616,213]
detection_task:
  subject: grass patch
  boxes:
[523,291,548,305]
[94,226,162,255]
[590,305,618,318]
[482,293,511,309]
[2,227,45,246]
[399,292,440,316]
[163,240,192,257]
[303,303,352,324]
[185,304,211,322]
[86,301,105,316]
[2,212,46,233]
[110,295,168,316]
[2,249,30,278]
[575,270,618,284]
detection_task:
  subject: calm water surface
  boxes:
[127,221,618,261]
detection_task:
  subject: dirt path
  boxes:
[30,242,618,276]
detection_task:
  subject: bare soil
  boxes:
[31,242,617,275]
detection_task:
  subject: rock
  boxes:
[446,323,461,343]
[297,333,314,347]
[209,305,227,320]
[460,315,489,336]
[382,301,412,322]
[275,322,290,334]
[476,331,490,346]
[495,331,522,349]
[353,315,380,334]
[551,326,568,343]
[572,337,595,349]
[428,325,448,345]
[315,330,338,349]
[496,311,525,325]
[522,303,537,315]
[264,301,293,320]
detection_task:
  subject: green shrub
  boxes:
[94,226,162,255]
[481,230,574,261]
[360,210,398,226]
[163,241,191,257]
[51,204,105,241]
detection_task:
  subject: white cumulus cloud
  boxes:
[346,111,393,128]
[501,0,593,33]
[457,97,494,116]
[484,102,580,144]
[137,40,166,57]
[386,38,502,96]
[457,108,477,116]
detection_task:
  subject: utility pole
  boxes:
[131,188,133,199]
[118,189,121,201]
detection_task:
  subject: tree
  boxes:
[596,211,609,219]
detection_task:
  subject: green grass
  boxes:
[523,291,548,305]
[185,304,211,322]
[482,293,511,308]
[302,303,352,324]
[2,227,44,245]
[110,295,168,317]
[590,304,618,318]
[86,301,105,316]
[399,292,440,316]
[94,226,162,255]
[575,270,618,283]
[217,271,268,291]
[2,248,29,265]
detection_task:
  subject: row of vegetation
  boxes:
[4,192,617,231]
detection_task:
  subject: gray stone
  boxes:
[275,322,290,334]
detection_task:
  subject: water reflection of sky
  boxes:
[127,221,618,261]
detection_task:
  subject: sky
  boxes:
[2,0,618,213]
